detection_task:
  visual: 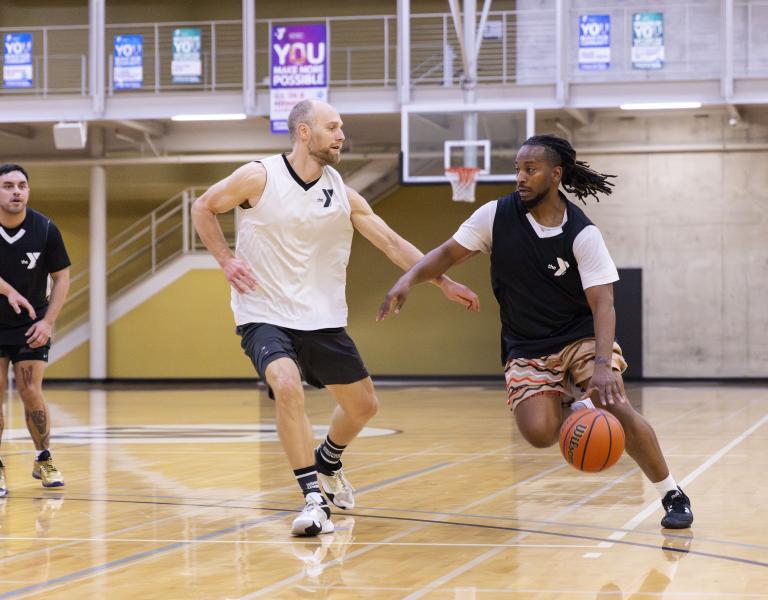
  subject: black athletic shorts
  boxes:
[0,342,50,363]
[236,322,369,393]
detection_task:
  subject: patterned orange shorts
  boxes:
[504,338,627,411]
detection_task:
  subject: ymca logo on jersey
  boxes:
[547,257,569,277]
[316,188,334,207]
[21,252,41,270]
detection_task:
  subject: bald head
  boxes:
[288,99,339,141]
[286,100,345,165]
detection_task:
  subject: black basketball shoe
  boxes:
[660,487,693,529]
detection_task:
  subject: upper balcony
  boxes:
[0,1,766,123]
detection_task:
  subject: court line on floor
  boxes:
[0,446,514,598]
[274,584,768,597]
[240,459,768,600]
[598,411,768,547]
[0,439,457,567]
[7,394,756,596]
[0,537,598,549]
[404,413,768,599]
[237,461,571,599]
[399,462,646,600]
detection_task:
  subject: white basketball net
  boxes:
[445,167,480,203]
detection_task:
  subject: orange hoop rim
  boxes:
[445,166,481,184]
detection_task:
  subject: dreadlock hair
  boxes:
[521,134,615,204]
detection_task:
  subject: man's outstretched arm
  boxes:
[347,186,479,314]
[377,239,477,321]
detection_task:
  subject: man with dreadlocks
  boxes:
[377,134,693,529]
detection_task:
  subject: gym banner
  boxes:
[172,28,202,84]
[113,34,144,89]
[578,15,610,71]
[3,33,33,88]
[632,12,664,70]
[270,23,328,134]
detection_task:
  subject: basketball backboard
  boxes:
[400,103,535,184]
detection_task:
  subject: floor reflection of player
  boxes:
[292,516,356,590]
[597,531,693,599]
[35,493,64,535]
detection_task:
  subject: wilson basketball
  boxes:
[559,409,625,472]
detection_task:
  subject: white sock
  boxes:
[653,474,678,498]
[570,398,595,412]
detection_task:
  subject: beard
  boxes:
[308,141,341,166]
[520,191,546,211]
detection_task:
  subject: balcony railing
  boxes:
[1,3,767,99]
[58,186,235,335]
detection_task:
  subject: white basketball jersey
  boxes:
[231,154,354,330]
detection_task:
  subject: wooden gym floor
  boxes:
[0,382,766,599]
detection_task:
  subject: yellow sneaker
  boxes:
[0,466,7,497]
[32,453,64,488]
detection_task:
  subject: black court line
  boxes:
[3,494,766,570]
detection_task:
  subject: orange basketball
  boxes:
[559,408,625,472]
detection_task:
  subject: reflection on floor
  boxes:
[0,382,765,598]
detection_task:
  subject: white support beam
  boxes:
[397,0,411,105]
[722,0,734,101]
[112,119,166,137]
[555,0,567,105]
[242,0,257,114]
[473,0,493,62]
[0,125,34,140]
[564,108,591,127]
[19,151,396,167]
[88,127,107,380]
[89,0,105,116]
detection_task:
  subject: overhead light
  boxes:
[619,102,702,111]
[171,113,247,121]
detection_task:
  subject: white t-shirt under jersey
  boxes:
[453,200,618,288]
[231,154,354,330]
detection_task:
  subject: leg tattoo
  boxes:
[20,366,33,391]
[26,410,50,450]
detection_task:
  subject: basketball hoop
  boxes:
[445,166,480,203]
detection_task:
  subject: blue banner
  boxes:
[172,28,202,84]
[114,34,143,89]
[3,33,33,88]
[578,15,610,71]
[270,23,329,134]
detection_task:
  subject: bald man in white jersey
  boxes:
[192,100,479,536]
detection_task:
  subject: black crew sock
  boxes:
[315,436,347,475]
[293,465,321,498]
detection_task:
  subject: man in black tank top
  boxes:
[378,135,693,530]
[0,164,71,496]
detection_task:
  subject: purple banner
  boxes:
[270,23,328,133]
[271,23,327,89]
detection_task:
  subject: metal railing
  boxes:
[58,186,235,334]
[3,5,767,98]
[566,2,722,82]
[0,25,89,95]
[105,20,242,94]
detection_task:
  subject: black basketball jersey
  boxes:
[490,192,596,363]
[0,209,71,344]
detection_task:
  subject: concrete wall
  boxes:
[548,111,768,377]
[517,0,726,81]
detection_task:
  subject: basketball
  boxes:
[559,409,625,472]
